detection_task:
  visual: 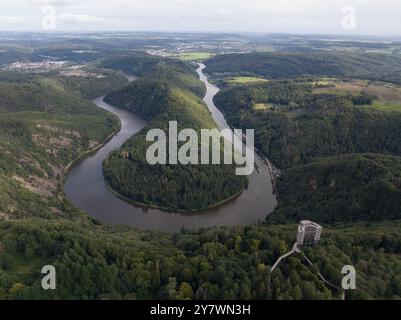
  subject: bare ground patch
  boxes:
[313,80,401,103]
[13,175,57,197]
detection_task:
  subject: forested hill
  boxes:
[102,55,247,211]
[0,71,122,220]
[214,81,401,169]
[271,154,401,224]
[105,79,170,120]
[52,68,127,99]
[205,52,401,81]
[100,53,206,97]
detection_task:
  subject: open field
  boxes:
[253,103,272,110]
[171,51,214,61]
[312,79,401,111]
[227,76,269,84]
[371,100,401,112]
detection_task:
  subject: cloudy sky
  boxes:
[0,0,400,36]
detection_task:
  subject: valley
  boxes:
[0,32,401,300]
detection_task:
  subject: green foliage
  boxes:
[1,219,401,300]
[0,173,54,220]
[2,48,401,301]
[213,54,401,226]
[52,68,128,99]
[206,51,401,81]
[0,72,119,219]
[103,56,246,211]
[271,154,401,224]
[104,79,170,120]
[215,81,401,169]
[100,53,206,97]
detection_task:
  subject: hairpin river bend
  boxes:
[64,63,277,232]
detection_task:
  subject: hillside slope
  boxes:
[205,51,401,81]
[100,53,206,97]
[270,154,401,223]
[214,71,401,225]
[214,81,401,169]
[0,72,120,220]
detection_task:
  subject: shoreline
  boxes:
[208,90,279,196]
[104,178,247,214]
[61,97,248,215]
[60,127,121,186]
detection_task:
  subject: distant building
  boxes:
[296,220,322,246]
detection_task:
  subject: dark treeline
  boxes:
[205,51,401,82]
[270,154,401,224]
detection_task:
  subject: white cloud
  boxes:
[0,0,399,35]
[57,13,111,24]
[17,0,139,6]
[0,16,26,24]
[18,0,84,6]
[216,9,236,16]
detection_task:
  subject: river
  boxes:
[64,64,277,232]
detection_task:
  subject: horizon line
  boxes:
[0,30,401,40]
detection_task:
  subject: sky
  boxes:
[0,0,400,36]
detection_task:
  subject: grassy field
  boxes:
[371,101,401,112]
[227,76,269,84]
[312,79,401,112]
[253,103,271,110]
[171,52,214,61]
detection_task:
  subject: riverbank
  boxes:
[205,79,280,196]
[104,178,247,213]
[61,127,120,184]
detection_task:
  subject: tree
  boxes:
[176,282,194,300]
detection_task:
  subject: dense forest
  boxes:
[270,154,401,224]
[214,81,401,168]
[103,55,247,211]
[2,218,401,300]
[205,51,401,82]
